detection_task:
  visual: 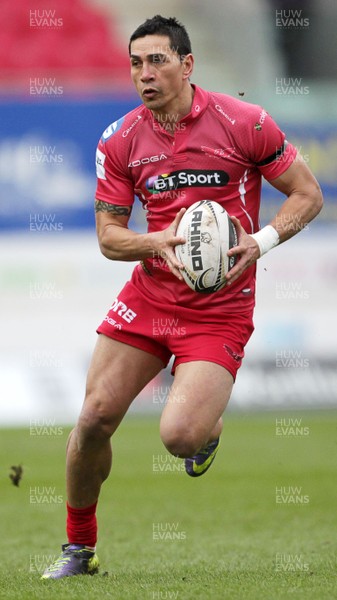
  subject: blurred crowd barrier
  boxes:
[0,227,336,425]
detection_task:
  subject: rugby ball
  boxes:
[175,200,237,293]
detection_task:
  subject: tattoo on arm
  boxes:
[95,201,132,216]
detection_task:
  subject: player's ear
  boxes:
[181,53,194,80]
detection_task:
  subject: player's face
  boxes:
[130,34,193,113]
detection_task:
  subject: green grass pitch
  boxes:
[0,411,336,600]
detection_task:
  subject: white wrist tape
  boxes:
[250,225,279,257]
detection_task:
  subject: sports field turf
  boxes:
[0,411,336,600]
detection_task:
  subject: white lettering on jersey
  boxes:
[128,153,167,168]
[109,299,137,323]
[215,104,236,125]
[201,146,236,159]
[96,148,106,180]
[259,109,267,125]
[122,115,142,138]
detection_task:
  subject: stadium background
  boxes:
[1,0,337,426]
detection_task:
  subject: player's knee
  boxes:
[77,388,122,443]
[160,423,203,458]
[77,406,113,444]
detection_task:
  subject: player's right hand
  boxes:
[226,215,260,284]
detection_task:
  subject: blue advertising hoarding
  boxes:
[0,97,139,230]
[0,98,336,231]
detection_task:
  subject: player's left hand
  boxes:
[225,215,260,285]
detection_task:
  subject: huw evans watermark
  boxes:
[276,78,309,95]
[152,385,186,405]
[30,419,63,436]
[29,281,63,300]
[275,418,309,437]
[151,592,179,599]
[152,454,185,474]
[29,9,63,28]
[275,350,309,369]
[30,213,63,232]
[275,553,309,572]
[275,10,309,29]
[152,522,187,541]
[29,350,63,369]
[29,554,58,573]
[275,281,309,301]
[30,486,63,504]
[29,78,63,96]
[152,318,186,337]
[275,486,309,505]
[30,146,63,164]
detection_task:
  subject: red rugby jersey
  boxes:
[95,85,297,312]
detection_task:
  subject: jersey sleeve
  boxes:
[241,107,297,181]
[95,136,135,206]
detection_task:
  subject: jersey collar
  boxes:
[180,84,209,123]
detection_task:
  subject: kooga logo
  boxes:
[146,169,229,194]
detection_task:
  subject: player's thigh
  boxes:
[81,334,164,432]
[160,360,233,449]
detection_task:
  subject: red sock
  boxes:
[66,501,98,547]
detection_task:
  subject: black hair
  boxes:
[129,15,192,58]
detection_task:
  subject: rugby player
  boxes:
[42,15,323,579]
